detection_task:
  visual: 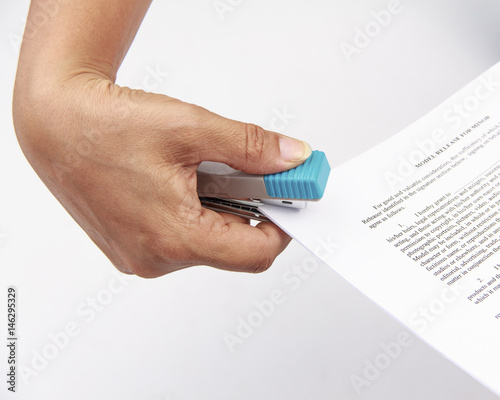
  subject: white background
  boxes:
[1,0,500,399]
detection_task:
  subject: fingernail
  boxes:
[279,137,312,162]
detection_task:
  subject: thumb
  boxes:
[191,111,312,175]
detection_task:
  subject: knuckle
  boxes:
[114,235,190,279]
[250,256,274,274]
[243,123,267,165]
[119,259,161,279]
[113,264,134,275]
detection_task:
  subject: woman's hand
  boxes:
[13,0,311,277]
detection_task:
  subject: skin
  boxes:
[12,0,312,278]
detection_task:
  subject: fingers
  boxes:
[159,102,312,175]
[88,92,299,275]
[209,116,312,174]
[191,211,292,273]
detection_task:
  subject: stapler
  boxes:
[197,150,331,221]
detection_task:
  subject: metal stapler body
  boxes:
[197,150,331,221]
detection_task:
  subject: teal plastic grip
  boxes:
[264,150,331,199]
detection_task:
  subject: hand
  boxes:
[13,73,311,277]
[12,0,312,277]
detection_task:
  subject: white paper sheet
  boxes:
[261,62,500,395]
